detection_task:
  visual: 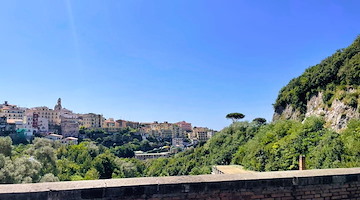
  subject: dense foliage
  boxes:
[1,117,360,184]
[274,36,360,115]
[0,127,161,183]
[80,127,161,154]
[0,137,146,183]
[145,118,360,175]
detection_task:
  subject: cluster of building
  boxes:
[140,121,216,143]
[0,99,217,146]
[0,99,80,144]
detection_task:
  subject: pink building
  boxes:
[176,121,192,132]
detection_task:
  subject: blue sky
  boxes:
[0,0,359,130]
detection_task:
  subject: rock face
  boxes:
[274,91,360,131]
[273,105,302,121]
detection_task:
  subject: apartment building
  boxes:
[0,101,25,120]
[175,121,192,132]
[150,121,173,138]
[78,113,104,128]
[126,121,140,129]
[26,107,61,125]
[193,127,216,142]
[139,121,187,139]
[102,118,122,133]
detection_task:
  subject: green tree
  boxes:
[56,158,81,181]
[0,137,12,157]
[0,155,42,184]
[226,113,245,123]
[34,146,57,175]
[111,145,134,158]
[92,152,116,179]
[307,131,343,169]
[252,118,267,125]
[340,119,360,167]
[112,158,139,178]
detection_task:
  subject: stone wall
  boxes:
[0,168,359,200]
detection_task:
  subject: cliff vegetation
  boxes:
[273,36,360,130]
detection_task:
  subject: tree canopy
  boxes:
[226,113,245,123]
[252,118,267,125]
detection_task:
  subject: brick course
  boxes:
[0,168,359,200]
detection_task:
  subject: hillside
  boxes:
[1,117,360,184]
[273,36,360,130]
[144,118,360,174]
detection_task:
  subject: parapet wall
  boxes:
[0,168,360,200]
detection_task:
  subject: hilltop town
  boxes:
[0,98,217,155]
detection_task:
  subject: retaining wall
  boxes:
[0,168,359,200]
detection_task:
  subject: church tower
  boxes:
[54,98,62,110]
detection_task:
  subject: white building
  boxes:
[45,133,63,141]
[45,134,78,145]
[63,137,78,145]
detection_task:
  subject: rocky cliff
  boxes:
[274,90,359,131]
[273,36,360,131]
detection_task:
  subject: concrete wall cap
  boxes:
[0,167,359,194]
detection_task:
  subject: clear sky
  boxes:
[0,0,359,130]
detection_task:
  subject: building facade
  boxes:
[0,101,25,120]
[102,118,122,133]
[175,121,192,132]
[192,127,216,142]
[61,117,79,137]
[0,116,16,135]
[79,113,104,128]
[26,107,61,125]
[134,151,171,160]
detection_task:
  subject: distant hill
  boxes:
[273,36,360,131]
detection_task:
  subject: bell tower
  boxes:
[54,98,62,110]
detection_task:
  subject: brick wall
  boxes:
[0,168,359,200]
